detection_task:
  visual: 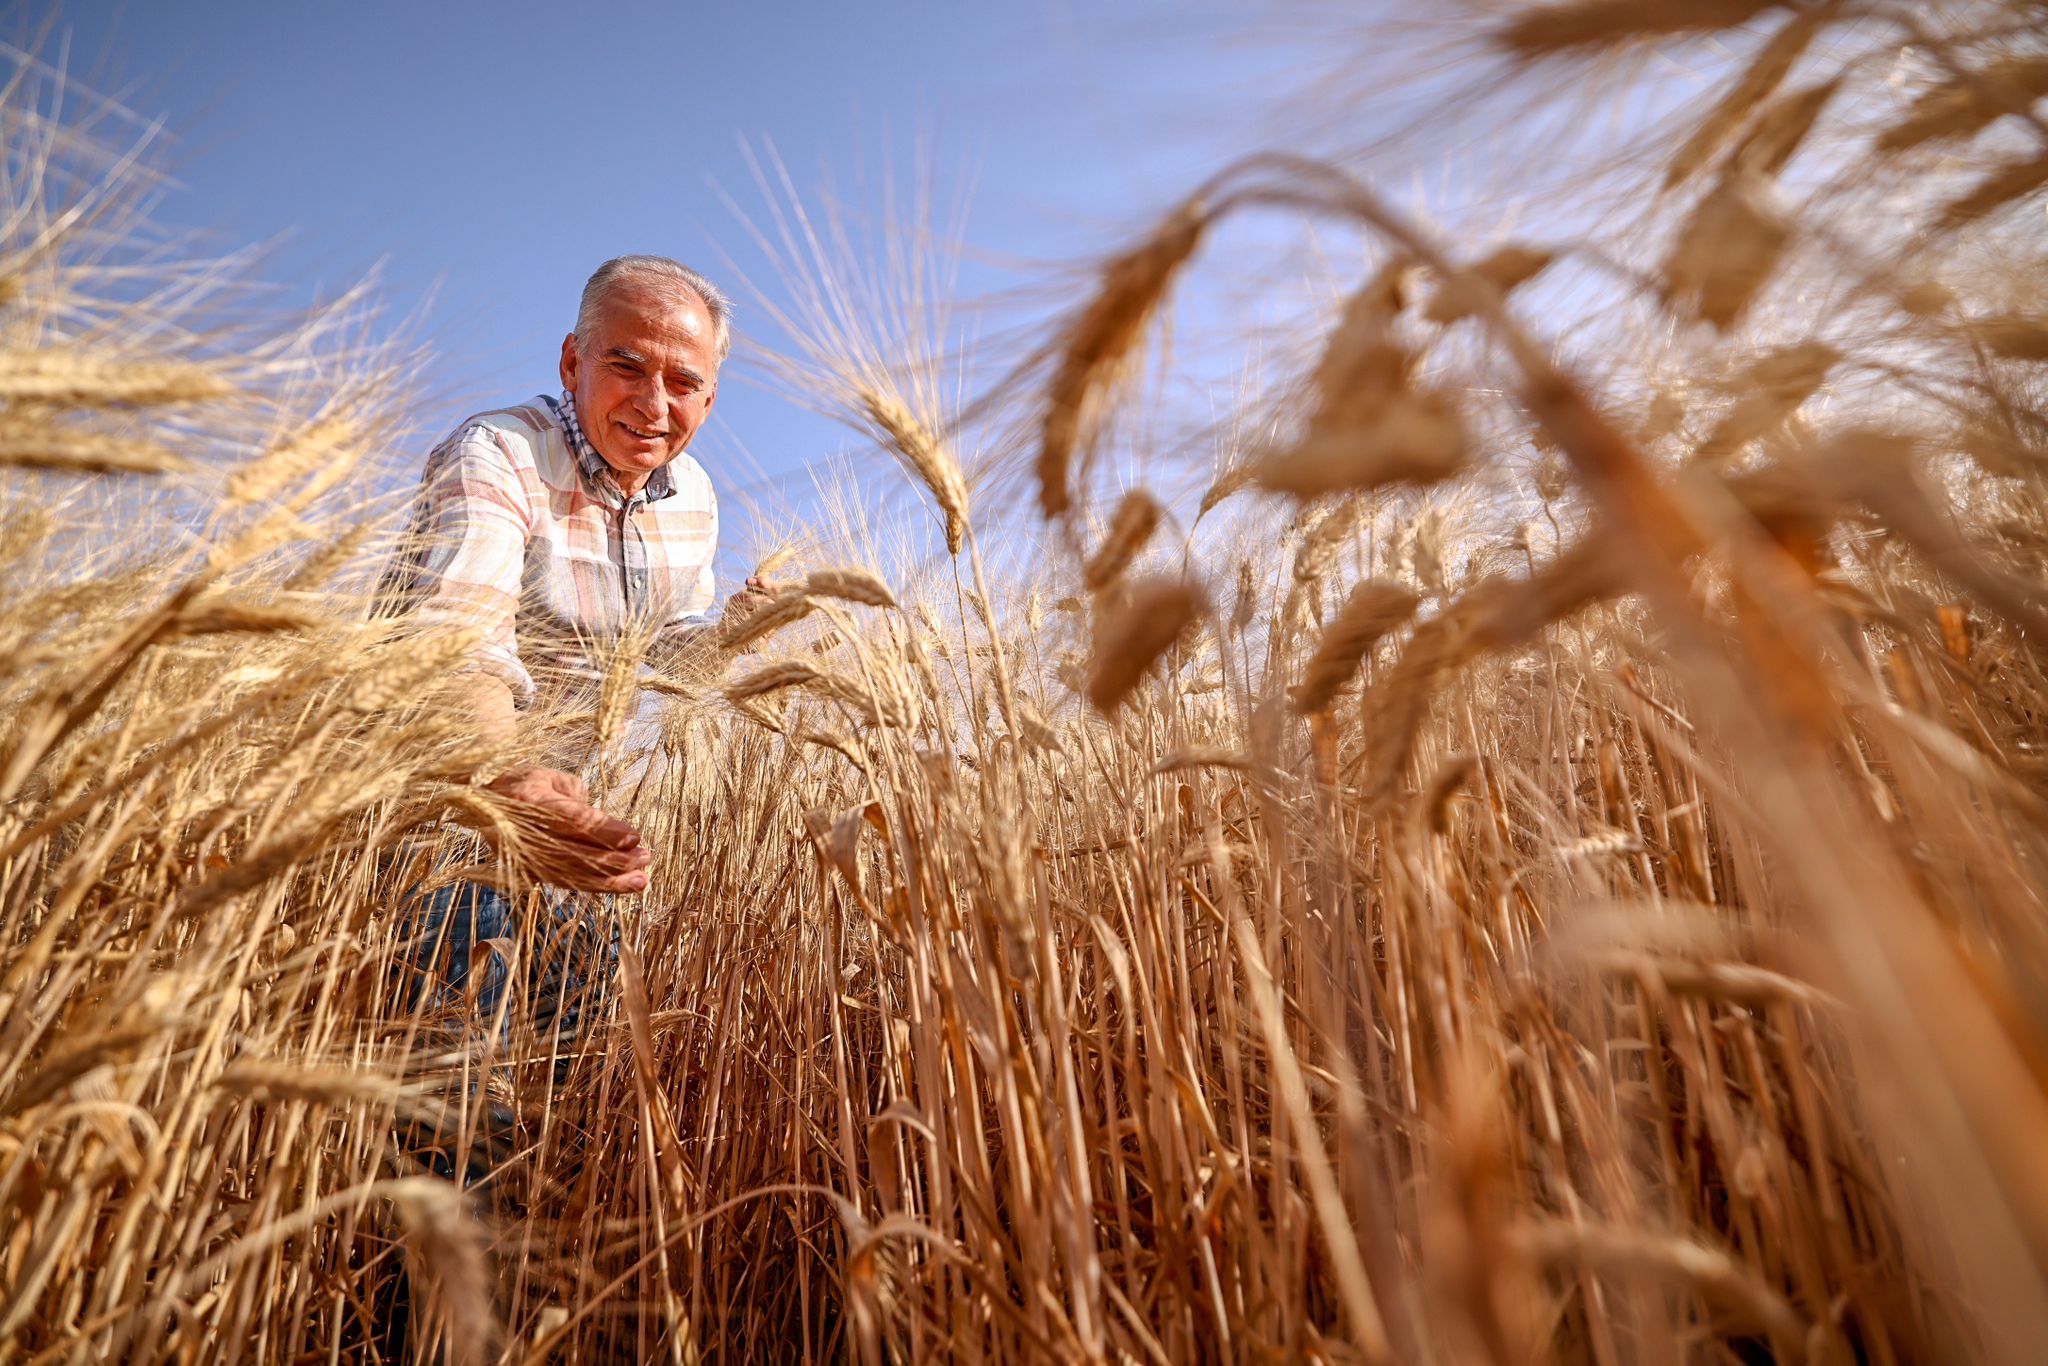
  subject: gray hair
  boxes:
[575,255,734,363]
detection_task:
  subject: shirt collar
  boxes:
[547,390,676,503]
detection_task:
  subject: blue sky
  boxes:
[40,0,1349,575]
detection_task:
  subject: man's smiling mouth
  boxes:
[620,422,666,441]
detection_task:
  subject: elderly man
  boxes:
[387,255,761,1049]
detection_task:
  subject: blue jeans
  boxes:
[398,880,618,1049]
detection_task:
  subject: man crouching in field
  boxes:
[383,255,766,1059]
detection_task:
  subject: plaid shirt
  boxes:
[389,391,718,704]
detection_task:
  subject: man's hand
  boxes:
[484,766,650,893]
[719,574,789,647]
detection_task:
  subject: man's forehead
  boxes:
[598,284,711,334]
[591,290,718,369]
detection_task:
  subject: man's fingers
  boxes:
[537,844,649,878]
[556,801,642,850]
[537,864,648,895]
[512,793,644,860]
[489,766,613,836]
[480,765,649,887]
[530,840,651,892]
[519,783,639,849]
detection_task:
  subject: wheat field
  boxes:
[7,3,2048,1362]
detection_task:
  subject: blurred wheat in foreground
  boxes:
[10,3,2048,1362]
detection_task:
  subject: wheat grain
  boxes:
[1495,0,1782,59]
[0,425,190,475]
[1291,580,1420,713]
[1942,150,2048,228]
[1695,342,1839,462]
[1662,172,1788,329]
[1665,10,1825,188]
[860,386,970,554]
[1083,488,1163,592]
[170,595,324,637]
[1251,270,1467,498]
[1420,752,1477,834]
[386,1177,497,1366]
[224,417,359,507]
[1877,54,2048,153]
[1423,244,1554,325]
[594,628,650,752]
[1726,77,1840,180]
[1970,316,2048,361]
[725,660,821,700]
[281,520,375,591]
[721,587,815,650]
[1086,578,1206,712]
[805,567,897,608]
[1039,201,1208,519]
[1510,1223,1804,1342]
[0,352,232,406]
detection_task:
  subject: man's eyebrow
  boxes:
[604,348,704,386]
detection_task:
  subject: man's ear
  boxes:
[558,333,580,392]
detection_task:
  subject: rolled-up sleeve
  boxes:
[400,426,536,702]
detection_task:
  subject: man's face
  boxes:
[559,282,720,493]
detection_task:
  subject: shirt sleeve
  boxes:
[397,424,537,703]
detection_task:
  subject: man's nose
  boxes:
[633,373,665,414]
